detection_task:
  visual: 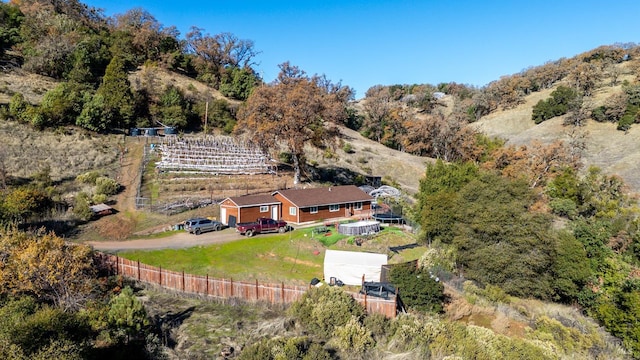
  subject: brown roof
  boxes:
[224,194,281,208]
[274,185,373,208]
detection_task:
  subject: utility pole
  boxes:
[204,101,209,134]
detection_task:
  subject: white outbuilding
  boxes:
[323,250,388,286]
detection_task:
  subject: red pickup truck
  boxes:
[236,217,289,237]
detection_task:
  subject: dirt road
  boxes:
[87,228,245,252]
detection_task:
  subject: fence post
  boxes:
[255,279,259,300]
[281,282,285,304]
[182,270,185,292]
[364,292,368,314]
[230,278,234,297]
[137,260,140,281]
[159,266,162,286]
[206,274,209,296]
[394,294,398,318]
[116,256,119,275]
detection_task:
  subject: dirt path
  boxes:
[116,137,145,212]
[88,228,245,252]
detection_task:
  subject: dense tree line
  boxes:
[354,43,640,161]
[0,0,258,135]
[413,155,640,357]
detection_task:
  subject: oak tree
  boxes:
[236,62,351,184]
[0,229,96,311]
[361,85,392,142]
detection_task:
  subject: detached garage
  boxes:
[323,250,388,286]
[219,194,281,227]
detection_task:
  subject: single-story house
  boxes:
[219,194,281,227]
[273,185,373,224]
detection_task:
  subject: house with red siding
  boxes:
[219,194,281,227]
[219,185,375,226]
[272,185,374,224]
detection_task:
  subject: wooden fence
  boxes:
[95,253,397,318]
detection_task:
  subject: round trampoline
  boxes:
[372,213,405,224]
[338,220,381,236]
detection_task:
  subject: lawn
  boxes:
[118,225,422,285]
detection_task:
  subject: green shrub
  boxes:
[617,112,636,131]
[107,287,149,344]
[238,338,272,359]
[95,177,120,196]
[0,298,92,357]
[549,198,578,218]
[531,86,577,124]
[76,171,102,185]
[389,263,445,313]
[483,284,511,304]
[92,193,107,204]
[388,313,442,353]
[289,286,364,338]
[9,93,29,122]
[279,152,293,164]
[73,192,93,221]
[342,142,354,153]
[238,336,331,360]
[430,321,551,360]
[332,316,374,353]
[363,313,391,341]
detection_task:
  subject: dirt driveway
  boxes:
[87,228,245,252]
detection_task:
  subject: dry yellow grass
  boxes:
[472,68,640,193]
[308,126,434,195]
[0,121,120,181]
[0,69,59,105]
[129,65,242,106]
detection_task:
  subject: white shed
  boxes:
[323,250,388,286]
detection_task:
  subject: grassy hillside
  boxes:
[473,67,640,192]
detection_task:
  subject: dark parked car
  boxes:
[235,217,288,237]
[184,218,224,235]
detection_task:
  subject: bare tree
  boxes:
[361,85,392,142]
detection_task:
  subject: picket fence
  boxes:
[95,253,397,318]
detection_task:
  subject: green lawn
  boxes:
[118,226,421,285]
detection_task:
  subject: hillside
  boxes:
[309,125,433,194]
[1,0,640,356]
[473,69,640,192]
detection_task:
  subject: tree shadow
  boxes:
[153,306,196,349]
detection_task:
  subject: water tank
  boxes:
[130,128,140,136]
[164,127,177,135]
[146,128,158,136]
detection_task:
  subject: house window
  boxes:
[310,206,318,214]
[289,207,297,216]
[354,202,363,210]
[329,204,340,212]
[260,205,269,213]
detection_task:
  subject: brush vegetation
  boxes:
[1,0,640,358]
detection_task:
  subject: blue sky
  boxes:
[83,0,639,99]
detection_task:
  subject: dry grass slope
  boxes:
[472,70,640,192]
[0,121,121,181]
